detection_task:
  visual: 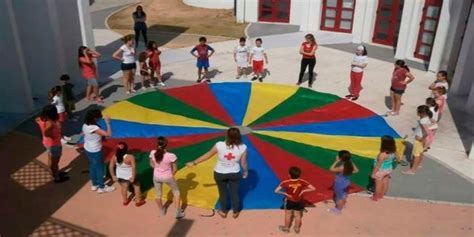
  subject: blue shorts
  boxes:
[87,78,98,86]
[196,59,209,70]
[334,179,350,202]
[46,145,62,159]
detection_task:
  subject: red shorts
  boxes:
[58,112,67,123]
[252,60,264,74]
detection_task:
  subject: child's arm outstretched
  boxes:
[186,145,218,167]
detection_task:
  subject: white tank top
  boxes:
[116,155,133,180]
[214,141,247,174]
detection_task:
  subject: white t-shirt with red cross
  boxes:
[214,141,247,174]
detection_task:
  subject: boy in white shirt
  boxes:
[234,37,250,79]
[249,38,268,82]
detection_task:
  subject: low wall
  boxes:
[183,0,234,9]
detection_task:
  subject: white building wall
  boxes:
[289,0,304,25]
[427,0,451,72]
[352,0,369,43]
[0,0,34,113]
[0,0,93,113]
[395,0,421,59]
[361,0,377,43]
[243,0,259,22]
[184,0,234,9]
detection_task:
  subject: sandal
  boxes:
[123,197,132,206]
[278,225,290,233]
[135,199,146,207]
[232,212,240,219]
[294,227,301,234]
[217,210,227,219]
[401,170,415,175]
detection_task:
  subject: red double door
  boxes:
[258,0,291,23]
[372,0,404,47]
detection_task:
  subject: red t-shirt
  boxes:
[79,56,97,79]
[280,179,310,202]
[391,68,408,90]
[146,49,161,67]
[302,42,316,59]
[36,119,61,147]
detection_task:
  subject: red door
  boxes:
[414,0,443,60]
[258,0,291,23]
[320,0,356,33]
[372,0,404,46]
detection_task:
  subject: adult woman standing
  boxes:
[387,60,415,116]
[187,128,248,218]
[296,34,318,88]
[78,46,102,102]
[83,109,116,193]
[113,35,136,95]
[133,5,147,48]
[36,105,68,183]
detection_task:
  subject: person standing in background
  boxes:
[133,5,148,48]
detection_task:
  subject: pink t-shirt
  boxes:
[149,151,177,179]
[391,68,408,90]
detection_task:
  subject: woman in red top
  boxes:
[78,46,102,102]
[388,60,415,116]
[297,34,318,88]
[36,105,69,183]
[146,41,165,87]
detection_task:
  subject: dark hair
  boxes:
[426,97,438,112]
[78,46,87,67]
[359,45,368,56]
[199,36,207,42]
[138,51,148,62]
[255,38,262,43]
[380,135,396,154]
[417,105,432,118]
[395,59,410,72]
[60,74,70,81]
[84,109,103,125]
[338,150,354,176]
[437,70,448,80]
[305,33,315,44]
[122,34,134,43]
[434,86,447,95]
[226,128,242,148]
[48,86,62,102]
[147,41,157,50]
[133,5,146,17]
[239,37,246,42]
[154,136,168,163]
[116,142,128,164]
[289,166,301,179]
[39,104,59,121]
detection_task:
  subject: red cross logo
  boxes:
[224,152,235,161]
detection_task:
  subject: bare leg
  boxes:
[336,196,347,210]
[204,68,209,79]
[149,70,156,86]
[123,71,130,93]
[133,183,143,202]
[129,70,135,91]
[382,176,390,197]
[394,94,402,114]
[411,154,424,172]
[284,210,293,228]
[197,68,202,81]
[120,182,129,203]
[390,91,395,112]
[174,195,181,213]
[294,211,303,233]
[93,85,100,100]
[86,85,93,100]
[374,178,383,199]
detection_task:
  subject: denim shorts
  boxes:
[46,145,62,159]
[87,78,98,86]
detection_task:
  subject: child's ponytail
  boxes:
[154,136,168,163]
[338,150,354,176]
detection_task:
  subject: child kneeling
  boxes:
[274,166,316,234]
[109,142,146,206]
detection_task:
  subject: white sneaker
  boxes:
[97,185,116,194]
[131,89,137,93]
[141,87,148,91]
[126,91,131,95]
[91,185,98,191]
[61,138,67,144]
[175,211,185,219]
[158,82,166,87]
[62,136,72,141]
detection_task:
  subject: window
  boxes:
[258,0,291,23]
[414,0,443,60]
[321,0,356,33]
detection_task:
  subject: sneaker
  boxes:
[135,199,146,207]
[296,82,302,86]
[53,176,69,183]
[160,208,166,217]
[235,75,241,79]
[308,84,313,88]
[150,84,156,88]
[206,79,212,83]
[131,89,137,93]
[141,87,148,91]
[91,185,98,191]
[251,76,258,81]
[62,136,72,142]
[158,82,166,86]
[61,138,68,144]
[278,225,290,233]
[258,77,263,82]
[126,91,131,95]
[351,96,359,101]
[196,78,202,83]
[97,185,116,194]
[176,211,185,219]
[345,95,353,99]
[327,208,342,215]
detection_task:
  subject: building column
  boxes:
[236,0,245,23]
[300,0,320,31]
[77,0,95,47]
[395,0,422,59]
[361,0,378,43]
[352,0,368,43]
[428,0,451,72]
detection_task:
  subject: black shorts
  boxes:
[140,70,149,76]
[280,199,305,211]
[118,178,138,184]
[121,63,136,71]
[390,87,405,95]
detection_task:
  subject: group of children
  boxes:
[401,71,449,175]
